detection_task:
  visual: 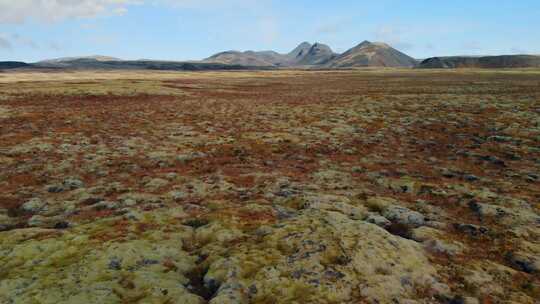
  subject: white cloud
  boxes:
[0,35,12,49]
[258,16,279,44]
[0,0,142,24]
[0,0,261,24]
[316,23,341,35]
[314,17,349,36]
[154,0,255,9]
[375,25,414,51]
[0,33,41,50]
[12,33,39,49]
[49,41,62,51]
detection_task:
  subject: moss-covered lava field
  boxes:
[0,69,539,303]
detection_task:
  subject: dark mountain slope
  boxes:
[0,61,31,69]
[296,43,336,66]
[419,55,540,68]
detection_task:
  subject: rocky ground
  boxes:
[0,69,539,303]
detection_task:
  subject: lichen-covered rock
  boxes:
[312,170,354,190]
[62,178,85,190]
[0,216,202,304]
[144,178,170,191]
[383,205,426,228]
[209,282,248,304]
[0,212,16,231]
[373,176,421,194]
[301,194,367,220]
[423,239,464,256]
[8,138,54,155]
[200,209,442,303]
[364,212,391,227]
[462,261,518,298]
[118,192,162,205]
[167,190,188,201]
[196,222,245,246]
[365,196,396,212]
[21,198,48,214]
[469,201,540,227]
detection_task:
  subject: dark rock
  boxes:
[463,175,479,182]
[385,222,413,239]
[502,152,521,161]
[505,252,538,274]
[248,285,258,297]
[46,185,64,193]
[183,218,209,229]
[467,200,482,214]
[81,197,104,206]
[108,258,122,270]
[54,221,70,229]
[140,259,159,266]
[488,135,514,143]
[324,270,345,280]
[525,173,538,183]
[453,223,488,237]
[479,155,506,166]
[441,169,457,178]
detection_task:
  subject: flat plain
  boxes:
[0,69,539,303]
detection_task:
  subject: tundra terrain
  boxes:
[0,69,539,304]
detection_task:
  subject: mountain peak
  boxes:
[328,41,417,68]
[290,42,312,51]
[357,40,372,47]
[354,40,390,49]
[288,42,313,60]
[296,42,335,65]
[310,43,333,51]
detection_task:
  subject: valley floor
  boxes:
[0,69,539,303]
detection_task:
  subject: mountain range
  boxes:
[202,41,416,68]
[2,41,540,71]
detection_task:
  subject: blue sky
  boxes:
[1,0,539,62]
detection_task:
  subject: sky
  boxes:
[1,0,539,62]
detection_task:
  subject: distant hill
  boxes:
[203,42,337,67]
[327,41,417,68]
[0,61,31,69]
[31,58,272,71]
[203,50,289,67]
[202,42,317,67]
[39,55,122,64]
[418,55,540,68]
[244,50,290,66]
